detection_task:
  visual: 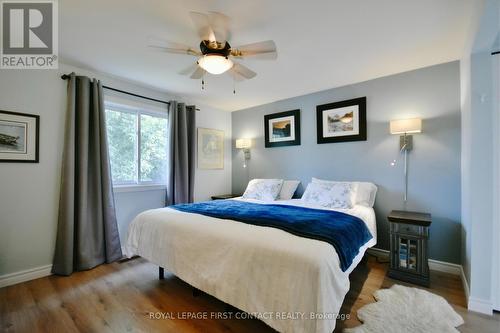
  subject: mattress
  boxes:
[126,198,377,333]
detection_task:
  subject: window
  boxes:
[105,102,168,187]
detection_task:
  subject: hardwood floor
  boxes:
[1,255,499,333]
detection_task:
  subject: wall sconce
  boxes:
[390,118,422,202]
[236,138,252,168]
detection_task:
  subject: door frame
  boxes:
[492,53,500,311]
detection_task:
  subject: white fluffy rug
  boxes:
[345,284,464,333]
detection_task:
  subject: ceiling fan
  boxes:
[149,11,277,84]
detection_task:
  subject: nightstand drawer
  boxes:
[392,223,428,236]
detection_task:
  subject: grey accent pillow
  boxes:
[278,180,300,200]
[242,179,284,201]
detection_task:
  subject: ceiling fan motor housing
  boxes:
[200,40,231,57]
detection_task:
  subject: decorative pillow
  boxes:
[302,181,353,209]
[312,178,377,207]
[242,179,284,201]
[278,180,300,200]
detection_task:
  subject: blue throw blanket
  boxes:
[171,200,372,271]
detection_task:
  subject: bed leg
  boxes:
[159,267,164,280]
[192,287,202,297]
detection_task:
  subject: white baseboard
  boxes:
[468,296,493,315]
[459,265,470,303]
[0,264,53,288]
[367,247,463,275]
[428,258,462,275]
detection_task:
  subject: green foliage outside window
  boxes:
[140,114,168,183]
[105,107,168,185]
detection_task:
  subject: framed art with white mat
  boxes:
[197,127,224,169]
[316,97,366,144]
[264,109,301,148]
[0,110,39,163]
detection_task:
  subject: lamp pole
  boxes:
[404,134,408,202]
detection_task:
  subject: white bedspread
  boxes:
[126,199,376,333]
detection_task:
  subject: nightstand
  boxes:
[211,194,241,200]
[387,210,432,287]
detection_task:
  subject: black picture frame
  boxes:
[0,110,40,163]
[264,109,301,148]
[316,97,366,144]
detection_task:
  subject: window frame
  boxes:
[104,99,169,190]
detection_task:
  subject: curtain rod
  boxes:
[60,74,199,111]
[492,51,500,55]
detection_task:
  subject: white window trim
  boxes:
[113,184,167,193]
[105,93,169,115]
[105,98,169,189]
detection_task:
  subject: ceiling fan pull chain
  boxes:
[233,77,236,94]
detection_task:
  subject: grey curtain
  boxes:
[52,73,122,276]
[166,101,196,205]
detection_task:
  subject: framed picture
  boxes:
[0,110,39,163]
[316,97,366,144]
[264,109,301,148]
[197,127,224,169]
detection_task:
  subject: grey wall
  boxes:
[115,189,167,247]
[194,104,232,202]
[232,61,461,264]
[0,68,65,276]
[0,62,231,277]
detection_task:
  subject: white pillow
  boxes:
[355,182,378,207]
[312,178,377,207]
[278,180,300,200]
[242,179,284,201]
[302,182,353,209]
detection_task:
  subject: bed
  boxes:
[126,196,376,333]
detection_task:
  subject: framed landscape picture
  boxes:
[0,110,39,163]
[264,109,301,148]
[316,97,366,144]
[197,127,224,169]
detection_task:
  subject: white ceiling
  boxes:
[60,0,477,111]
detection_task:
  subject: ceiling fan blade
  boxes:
[179,63,200,75]
[230,40,277,59]
[228,69,246,82]
[208,11,230,43]
[190,12,216,42]
[230,62,257,80]
[148,38,200,56]
[190,66,206,79]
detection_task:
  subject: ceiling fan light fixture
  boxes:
[198,54,233,74]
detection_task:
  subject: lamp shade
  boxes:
[198,55,233,74]
[390,118,422,134]
[236,138,252,149]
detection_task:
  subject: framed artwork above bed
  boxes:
[264,109,301,148]
[316,97,366,144]
[0,110,39,163]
